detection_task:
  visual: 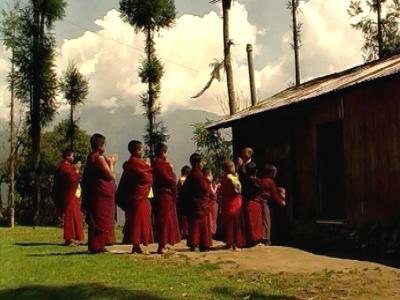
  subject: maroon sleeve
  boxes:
[269,179,285,207]
[154,162,177,191]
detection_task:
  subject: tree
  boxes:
[60,63,89,151]
[192,121,232,179]
[1,0,21,228]
[120,0,176,159]
[349,0,400,61]
[9,0,66,225]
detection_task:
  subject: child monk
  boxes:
[259,164,286,245]
[242,162,264,246]
[203,168,219,236]
[116,140,153,254]
[219,160,245,250]
[176,165,191,238]
[81,134,117,253]
[52,149,84,245]
[181,153,212,251]
[152,143,181,254]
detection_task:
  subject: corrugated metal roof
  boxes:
[208,54,400,129]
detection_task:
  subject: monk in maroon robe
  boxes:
[176,165,191,238]
[242,162,264,246]
[152,143,181,254]
[219,160,246,250]
[259,164,286,245]
[52,149,84,245]
[181,153,212,251]
[82,134,117,253]
[116,140,153,254]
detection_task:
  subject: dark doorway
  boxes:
[316,120,346,220]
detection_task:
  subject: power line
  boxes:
[63,19,199,74]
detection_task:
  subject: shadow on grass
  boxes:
[0,284,168,300]
[14,242,66,247]
[28,251,92,257]
[212,287,296,300]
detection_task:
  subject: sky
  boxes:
[0,0,367,121]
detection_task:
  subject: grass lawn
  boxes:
[1,227,399,300]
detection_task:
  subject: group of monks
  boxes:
[52,133,286,254]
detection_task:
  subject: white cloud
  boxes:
[0,0,366,121]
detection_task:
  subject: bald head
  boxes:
[240,147,254,162]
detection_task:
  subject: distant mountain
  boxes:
[76,106,220,176]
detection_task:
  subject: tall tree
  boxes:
[1,0,21,228]
[349,0,400,61]
[212,0,236,115]
[119,0,176,159]
[31,0,66,224]
[60,63,89,151]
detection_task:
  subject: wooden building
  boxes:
[208,55,400,239]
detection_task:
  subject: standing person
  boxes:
[242,162,264,246]
[236,147,255,183]
[219,160,245,251]
[203,168,219,236]
[259,164,286,245]
[81,134,117,253]
[52,149,84,245]
[116,140,153,254]
[182,153,212,251]
[176,165,191,238]
[152,143,181,254]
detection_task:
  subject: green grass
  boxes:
[0,227,294,300]
[1,227,397,299]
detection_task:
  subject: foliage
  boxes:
[192,121,232,179]
[120,0,176,159]
[15,120,90,225]
[349,0,400,61]
[60,62,89,149]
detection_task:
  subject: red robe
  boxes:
[152,158,181,249]
[219,175,246,248]
[53,160,84,243]
[181,167,212,250]
[176,177,189,238]
[116,156,153,246]
[242,177,264,246]
[82,151,116,253]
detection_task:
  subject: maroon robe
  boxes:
[116,156,153,246]
[181,167,212,250]
[176,177,189,238]
[219,175,246,248]
[152,158,181,249]
[82,151,116,253]
[53,160,84,243]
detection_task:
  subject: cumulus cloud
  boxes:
[0,0,366,121]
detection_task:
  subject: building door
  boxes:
[316,120,346,220]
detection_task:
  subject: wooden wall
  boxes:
[230,74,400,226]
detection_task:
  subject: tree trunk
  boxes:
[222,1,236,115]
[7,49,16,228]
[146,26,155,160]
[377,0,383,59]
[31,5,42,226]
[292,0,301,86]
[70,101,74,151]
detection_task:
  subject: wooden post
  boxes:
[246,44,257,107]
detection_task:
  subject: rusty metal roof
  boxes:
[208,54,400,129]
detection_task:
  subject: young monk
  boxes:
[81,134,117,253]
[203,168,219,236]
[116,140,153,254]
[52,149,84,245]
[152,143,181,254]
[242,162,264,246]
[181,153,212,251]
[219,160,246,250]
[176,165,191,238]
[259,164,286,245]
